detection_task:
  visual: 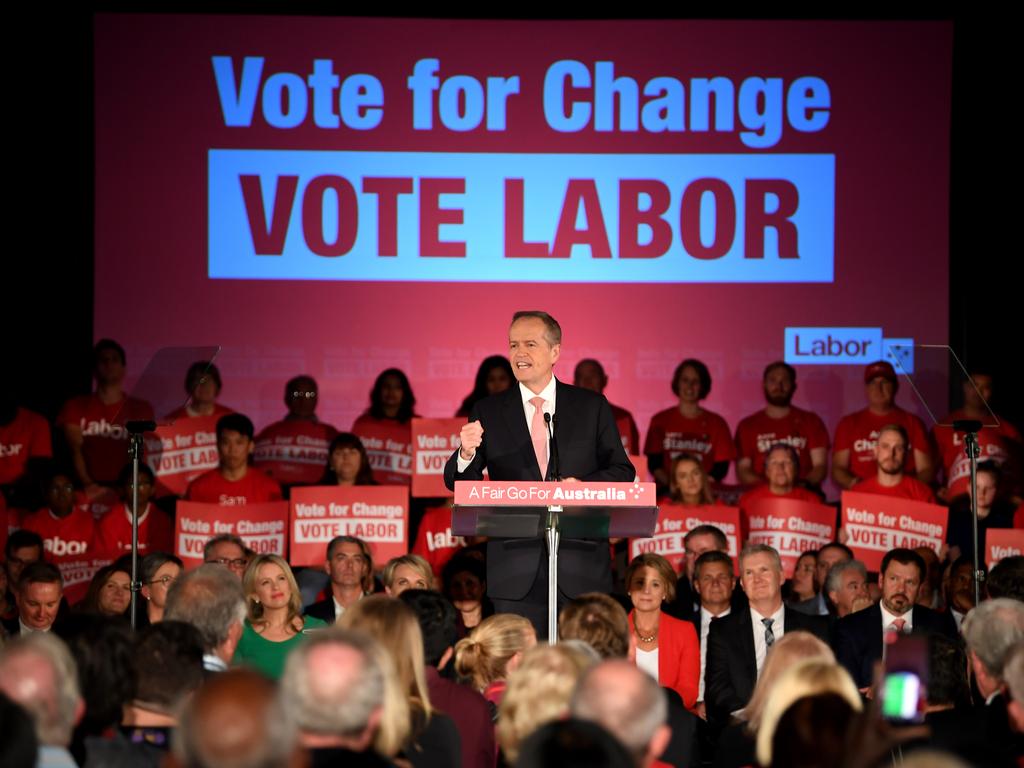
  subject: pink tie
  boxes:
[891,618,906,633]
[529,396,548,479]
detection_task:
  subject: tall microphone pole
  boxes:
[126,419,156,631]
[953,419,984,606]
[544,412,560,481]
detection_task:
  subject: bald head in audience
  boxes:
[164,563,246,670]
[172,669,297,768]
[571,659,671,768]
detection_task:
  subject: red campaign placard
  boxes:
[841,492,948,572]
[145,416,220,497]
[454,480,657,507]
[411,418,462,498]
[629,504,741,573]
[289,485,409,567]
[986,529,1024,570]
[353,419,413,486]
[175,501,289,569]
[411,503,466,580]
[745,497,835,578]
[54,555,114,606]
[629,455,650,482]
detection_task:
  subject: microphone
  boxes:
[544,412,561,481]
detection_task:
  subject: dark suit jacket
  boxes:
[443,380,634,599]
[704,605,829,725]
[304,598,336,624]
[832,603,956,688]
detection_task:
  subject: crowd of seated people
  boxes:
[1,339,1023,766]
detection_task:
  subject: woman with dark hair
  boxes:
[76,564,132,617]
[166,361,233,420]
[139,552,183,625]
[352,368,419,485]
[319,432,378,486]
[442,552,494,638]
[455,355,515,417]
[644,358,735,490]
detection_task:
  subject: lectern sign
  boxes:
[454,480,656,507]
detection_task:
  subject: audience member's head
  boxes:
[14,561,63,632]
[915,545,943,608]
[5,529,44,586]
[0,633,83,748]
[672,358,712,402]
[559,592,631,660]
[400,588,458,668]
[77,564,131,617]
[694,550,736,614]
[61,615,134,737]
[987,556,1024,601]
[442,551,488,622]
[962,597,1024,698]
[874,423,909,479]
[241,554,303,629]
[459,355,516,415]
[140,552,184,621]
[767,693,859,768]
[573,358,609,394]
[383,554,434,596]
[624,552,678,607]
[132,620,205,718]
[325,535,374,593]
[369,367,416,422]
[743,630,836,731]
[322,433,376,487]
[497,643,595,764]
[765,443,800,494]
[184,361,222,407]
[284,375,319,419]
[514,717,635,768]
[927,633,971,709]
[815,542,853,593]
[762,361,797,408]
[944,555,980,616]
[571,658,671,767]
[668,453,715,506]
[215,413,256,474]
[755,659,862,767]
[173,668,297,768]
[825,559,870,618]
[280,627,408,757]
[203,534,250,579]
[863,360,898,408]
[739,543,785,611]
[879,548,926,617]
[683,524,729,584]
[93,338,127,386]
[164,564,246,665]
[455,612,537,691]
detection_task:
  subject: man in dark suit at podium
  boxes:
[443,311,635,634]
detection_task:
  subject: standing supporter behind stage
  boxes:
[667,453,716,506]
[319,432,378,487]
[933,369,1022,499]
[139,552,183,626]
[403,589,498,768]
[352,367,418,486]
[233,554,325,680]
[625,553,700,708]
[456,355,515,418]
[382,554,434,597]
[305,535,374,624]
[946,461,1016,563]
[254,375,338,488]
[455,612,537,714]
[574,358,641,455]
[443,551,493,638]
[18,467,97,564]
[95,463,173,558]
[165,361,233,422]
[850,423,936,502]
[57,339,153,500]
[645,358,735,490]
[734,361,829,488]
[185,413,282,505]
[832,360,933,490]
[340,595,461,768]
[0,394,51,493]
[738,444,822,523]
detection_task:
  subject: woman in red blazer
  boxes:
[626,552,700,708]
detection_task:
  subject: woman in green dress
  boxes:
[234,554,326,679]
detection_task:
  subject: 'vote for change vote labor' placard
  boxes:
[411,418,463,497]
[145,416,221,497]
[745,497,835,578]
[175,501,289,569]
[629,504,741,574]
[986,528,1024,570]
[289,485,409,566]
[841,492,948,572]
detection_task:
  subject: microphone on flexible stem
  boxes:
[544,412,561,481]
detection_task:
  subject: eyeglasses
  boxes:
[290,390,317,400]
[147,575,177,586]
[206,558,248,569]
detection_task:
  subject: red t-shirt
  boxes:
[0,408,52,485]
[932,410,1022,496]
[94,502,175,557]
[18,501,110,604]
[832,407,931,481]
[254,419,338,485]
[854,475,936,503]
[738,483,822,521]
[734,406,830,480]
[165,403,234,422]
[351,414,413,486]
[57,394,154,484]
[411,504,466,581]
[185,467,283,506]
[610,403,640,455]
[644,407,735,474]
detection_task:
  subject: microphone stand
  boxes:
[126,419,156,630]
[544,412,561,481]
[953,419,984,606]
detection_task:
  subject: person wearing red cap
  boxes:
[831,361,933,490]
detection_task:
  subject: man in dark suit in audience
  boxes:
[305,536,373,624]
[833,547,956,690]
[704,543,828,725]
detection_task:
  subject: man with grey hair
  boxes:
[0,633,84,767]
[203,533,250,579]
[571,658,672,768]
[173,668,298,768]
[962,598,1024,759]
[705,543,828,725]
[164,563,246,673]
[825,559,871,619]
[280,628,397,765]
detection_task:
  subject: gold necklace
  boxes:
[634,622,658,644]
